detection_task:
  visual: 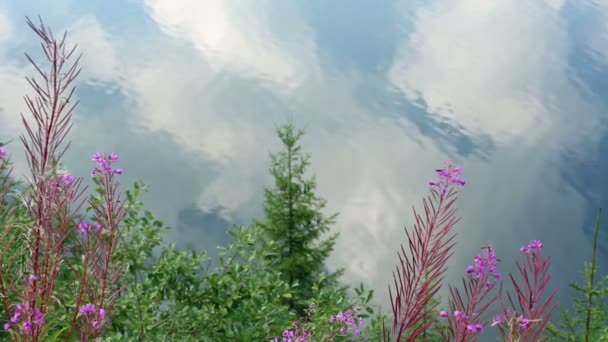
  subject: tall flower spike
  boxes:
[443,243,502,341]
[10,16,87,340]
[384,163,464,341]
[91,152,123,176]
[497,239,557,341]
[428,162,466,193]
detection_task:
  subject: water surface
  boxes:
[1,0,608,334]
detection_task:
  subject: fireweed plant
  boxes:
[492,240,557,342]
[436,239,556,342]
[267,164,555,341]
[0,16,605,342]
[270,304,365,342]
[375,164,559,342]
[380,163,464,342]
[273,165,558,341]
[0,17,127,341]
[439,242,503,341]
[270,304,363,342]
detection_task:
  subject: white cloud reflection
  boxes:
[56,3,608,325]
[0,13,34,175]
[67,17,120,82]
[388,0,569,146]
[143,0,321,91]
[542,0,566,11]
[0,13,12,41]
[584,1,608,65]
[382,0,608,308]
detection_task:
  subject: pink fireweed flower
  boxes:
[61,174,74,185]
[329,309,363,336]
[520,240,543,253]
[76,221,103,235]
[518,315,530,330]
[91,151,123,176]
[78,303,106,330]
[272,309,363,342]
[0,147,7,158]
[466,324,484,332]
[428,162,466,193]
[453,310,466,320]
[4,302,44,334]
[79,304,97,315]
[269,328,307,342]
[93,222,103,233]
[467,243,501,288]
[491,314,504,327]
[439,310,449,318]
[444,243,503,341]
[77,222,90,235]
[48,170,75,188]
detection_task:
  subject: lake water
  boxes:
[1,0,608,336]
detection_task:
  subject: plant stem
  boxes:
[584,208,602,342]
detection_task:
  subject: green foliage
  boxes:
[0,146,66,340]
[257,123,342,316]
[307,281,389,341]
[100,124,390,341]
[0,135,387,341]
[0,143,33,340]
[547,208,608,341]
[192,225,296,340]
[103,180,205,340]
[102,181,297,340]
[0,144,75,341]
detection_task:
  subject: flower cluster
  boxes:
[271,325,311,342]
[3,302,45,334]
[520,240,542,253]
[492,310,539,332]
[491,239,550,339]
[440,309,484,333]
[428,162,466,193]
[270,309,364,342]
[328,309,363,335]
[61,174,74,185]
[49,171,75,189]
[91,152,123,176]
[439,243,502,335]
[492,314,505,326]
[76,221,103,235]
[514,315,532,330]
[0,146,7,158]
[466,243,502,287]
[78,303,106,330]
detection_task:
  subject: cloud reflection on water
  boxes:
[0,0,606,323]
